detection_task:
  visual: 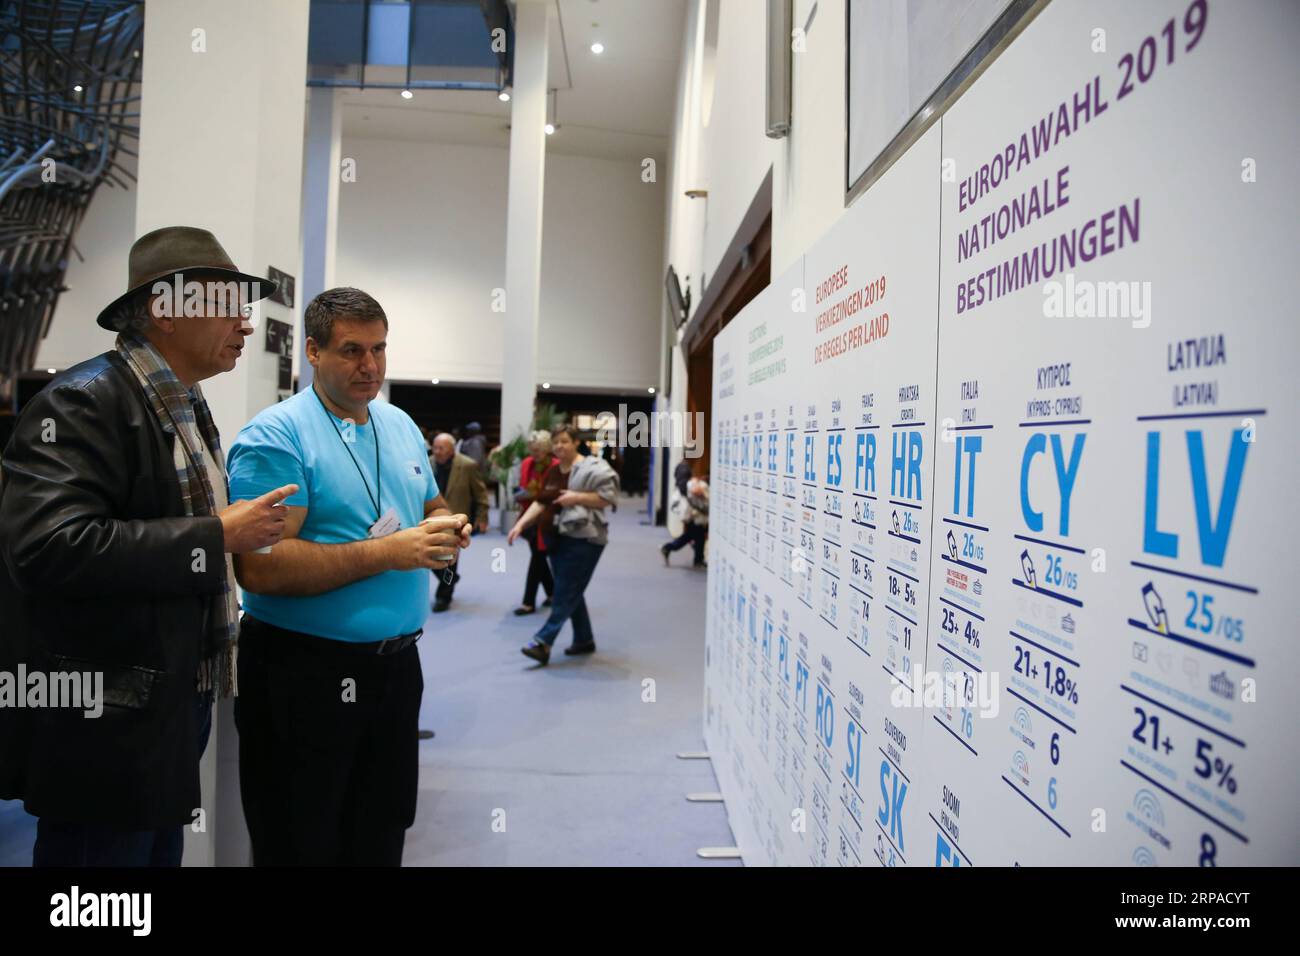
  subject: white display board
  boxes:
[705,0,1299,866]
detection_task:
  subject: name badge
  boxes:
[368,507,401,539]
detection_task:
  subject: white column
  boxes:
[298,87,343,390]
[135,0,310,866]
[664,0,707,526]
[499,0,550,446]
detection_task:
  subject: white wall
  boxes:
[335,139,507,383]
[663,0,782,314]
[659,0,849,510]
[335,137,663,392]
[662,0,848,304]
[537,153,664,391]
[699,0,779,283]
[40,136,665,397]
[773,0,849,275]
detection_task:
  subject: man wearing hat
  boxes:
[0,226,297,866]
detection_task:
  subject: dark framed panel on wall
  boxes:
[844,0,1049,204]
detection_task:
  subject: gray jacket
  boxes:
[556,456,620,546]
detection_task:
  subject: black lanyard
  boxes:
[313,385,381,522]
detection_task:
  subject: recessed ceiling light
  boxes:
[46,368,56,374]
[431,378,440,385]
[541,382,551,389]
[400,89,413,99]
[590,42,604,54]
[544,123,555,135]
[498,90,510,102]
[647,386,656,394]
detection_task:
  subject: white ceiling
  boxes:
[337,0,687,161]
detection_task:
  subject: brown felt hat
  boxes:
[95,225,277,330]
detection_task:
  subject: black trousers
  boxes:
[666,521,708,564]
[235,616,423,866]
[523,532,554,606]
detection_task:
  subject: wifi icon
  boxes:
[1132,845,1158,867]
[1133,789,1164,827]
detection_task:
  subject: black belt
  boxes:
[243,616,422,656]
[367,631,423,656]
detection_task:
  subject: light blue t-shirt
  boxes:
[226,387,438,642]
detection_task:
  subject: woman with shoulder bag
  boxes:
[507,425,619,665]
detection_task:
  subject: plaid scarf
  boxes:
[115,333,238,697]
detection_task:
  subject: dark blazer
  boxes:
[0,351,227,828]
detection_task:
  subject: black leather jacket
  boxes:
[0,351,227,828]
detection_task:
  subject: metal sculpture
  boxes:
[0,0,143,404]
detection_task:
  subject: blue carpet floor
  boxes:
[0,496,738,866]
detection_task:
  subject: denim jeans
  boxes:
[32,692,213,867]
[534,536,605,647]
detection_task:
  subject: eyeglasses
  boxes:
[202,300,253,319]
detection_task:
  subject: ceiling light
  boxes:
[430,378,440,385]
[590,42,604,54]
[73,85,83,93]
[647,386,656,394]
[498,90,511,102]
[400,89,413,99]
[46,368,56,374]
[544,123,555,135]
[541,382,551,389]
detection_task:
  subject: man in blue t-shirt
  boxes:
[226,286,469,866]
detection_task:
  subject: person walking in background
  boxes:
[429,432,490,612]
[512,430,556,615]
[673,458,692,499]
[662,474,709,568]
[459,421,487,473]
[507,425,619,665]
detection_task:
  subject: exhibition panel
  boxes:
[705,0,1297,866]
